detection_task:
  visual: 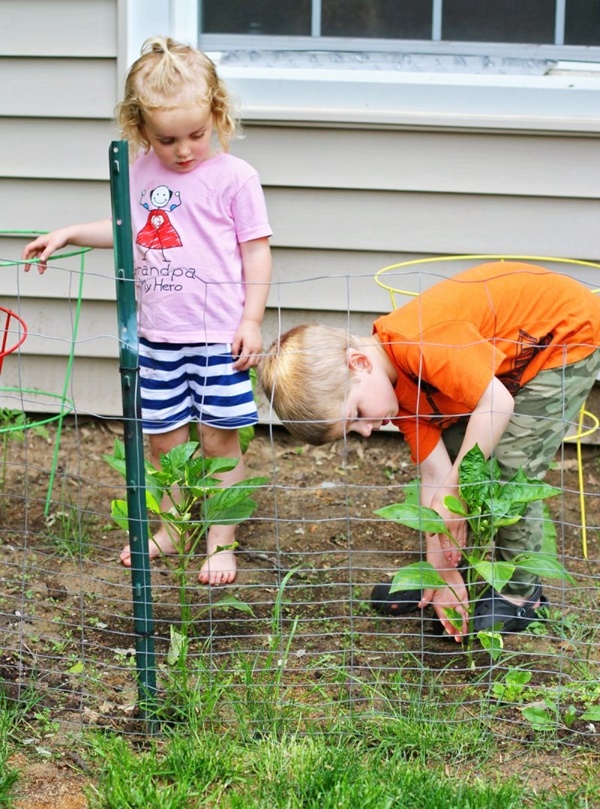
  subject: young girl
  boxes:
[23,37,273,586]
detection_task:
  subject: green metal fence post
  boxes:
[108,141,157,723]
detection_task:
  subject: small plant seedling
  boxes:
[375,444,573,657]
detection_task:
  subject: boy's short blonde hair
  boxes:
[259,324,361,445]
[116,36,238,158]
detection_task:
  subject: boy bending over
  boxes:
[259,262,600,641]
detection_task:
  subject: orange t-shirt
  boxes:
[373,262,600,463]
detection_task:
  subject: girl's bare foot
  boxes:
[119,527,181,567]
[199,529,237,586]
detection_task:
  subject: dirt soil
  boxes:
[2,385,600,807]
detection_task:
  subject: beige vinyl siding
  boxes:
[233,126,599,199]
[0,0,117,57]
[1,0,599,418]
[0,59,116,118]
[0,120,117,180]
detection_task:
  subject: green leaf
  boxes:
[160,442,199,474]
[390,561,447,592]
[198,594,255,616]
[458,445,502,511]
[375,503,452,537]
[477,630,504,660]
[403,478,421,506]
[145,487,163,514]
[472,560,515,592]
[167,626,188,666]
[444,495,467,516]
[502,468,561,506]
[513,552,575,584]
[505,668,532,687]
[581,705,600,722]
[110,499,129,532]
[521,705,556,731]
[441,606,463,632]
[197,477,268,526]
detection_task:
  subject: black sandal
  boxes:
[473,585,548,633]
[370,582,423,616]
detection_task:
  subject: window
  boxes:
[199,0,600,51]
[129,0,600,132]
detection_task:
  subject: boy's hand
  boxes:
[428,581,469,641]
[21,230,70,274]
[430,488,467,566]
[421,535,469,641]
[232,319,263,371]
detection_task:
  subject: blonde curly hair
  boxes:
[259,324,361,445]
[116,36,238,158]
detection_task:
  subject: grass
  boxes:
[3,636,600,808]
[0,691,36,807]
[83,705,600,808]
[81,634,600,808]
[85,726,528,809]
[3,555,600,807]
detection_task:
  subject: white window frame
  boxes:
[125,0,600,134]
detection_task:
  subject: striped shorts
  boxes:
[138,338,258,434]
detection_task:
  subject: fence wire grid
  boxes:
[0,250,599,748]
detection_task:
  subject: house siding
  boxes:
[1,0,598,418]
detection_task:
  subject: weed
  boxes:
[44,494,94,558]
[0,693,20,807]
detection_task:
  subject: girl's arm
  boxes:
[232,237,272,371]
[22,219,114,273]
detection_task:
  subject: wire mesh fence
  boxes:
[0,252,599,751]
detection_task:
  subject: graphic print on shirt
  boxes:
[136,185,183,261]
[413,378,463,430]
[498,328,553,394]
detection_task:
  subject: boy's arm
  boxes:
[232,237,272,371]
[420,376,515,564]
[450,376,514,472]
[22,219,114,273]
[416,376,514,640]
[418,441,469,640]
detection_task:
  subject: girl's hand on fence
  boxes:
[22,231,69,274]
[232,319,263,371]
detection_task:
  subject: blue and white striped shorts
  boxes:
[138,338,258,434]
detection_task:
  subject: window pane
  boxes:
[202,0,311,35]
[565,0,600,45]
[322,0,432,39]
[443,0,555,44]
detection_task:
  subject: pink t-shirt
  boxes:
[129,150,272,343]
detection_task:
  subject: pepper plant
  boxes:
[375,444,574,657]
[105,439,267,673]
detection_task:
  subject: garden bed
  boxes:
[1,386,600,805]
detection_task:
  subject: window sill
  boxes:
[214,54,600,134]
